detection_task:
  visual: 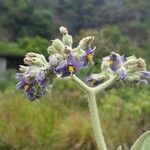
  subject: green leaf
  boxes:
[130,131,150,150]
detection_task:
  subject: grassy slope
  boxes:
[0,80,149,150]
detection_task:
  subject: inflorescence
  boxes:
[16,26,150,100]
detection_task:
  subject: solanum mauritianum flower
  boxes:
[55,54,83,77]
[80,46,95,66]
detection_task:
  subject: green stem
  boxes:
[87,92,107,150]
[71,75,117,150]
[93,75,117,94]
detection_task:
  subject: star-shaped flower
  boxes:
[80,46,95,66]
[55,54,83,77]
[108,52,126,72]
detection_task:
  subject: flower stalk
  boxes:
[71,74,117,150]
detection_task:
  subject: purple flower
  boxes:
[16,68,45,100]
[140,71,150,79]
[108,52,123,71]
[80,46,95,66]
[25,87,35,100]
[119,69,127,80]
[55,54,83,77]
[36,70,49,88]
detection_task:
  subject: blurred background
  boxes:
[0,0,149,149]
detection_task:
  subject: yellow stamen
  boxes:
[24,84,30,92]
[108,60,114,66]
[68,65,74,73]
[87,53,93,61]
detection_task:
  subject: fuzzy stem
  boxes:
[88,92,107,150]
[93,75,117,94]
[71,75,91,93]
[71,75,117,150]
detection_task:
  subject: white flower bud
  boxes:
[52,39,64,52]
[101,57,110,72]
[61,46,72,54]
[78,36,94,50]
[59,26,68,35]
[124,55,137,66]
[126,58,146,73]
[62,34,73,47]
[24,57,45,67]
[49,53,63,68]
[47,46,57,54]
[89,73,107,81]
[88,73,107,86]
[19,65,29,73]
[126,75,140,82]
[26,52,48,64]
[136,58,146,71]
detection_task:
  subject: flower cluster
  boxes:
[16,26,150,100]
[16,26,96,100]
[88,52,150,86]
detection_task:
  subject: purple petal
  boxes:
[26,88,35,100]
[119,70,127,80]
[67,54,76,65]
[55,61,67,73]
[140,71,150,79]
[85,46,95,54]
[17,79,26,89]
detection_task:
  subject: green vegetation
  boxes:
[0,80,149,150]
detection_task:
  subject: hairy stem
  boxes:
[88,92,107,150]
[71,75,117,150]
[93,75,117,94]
[71,74,91,93]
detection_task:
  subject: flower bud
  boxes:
[24,57,45,67]
[88,73,107,86]
[52,39,64,52]
[49,53,63,68]
[26,52,48,64]
[78,36,94,49]
[47,46,57,54]
[101,57,111,72]
[59,26,68,35]
[126,75,140,82]
[62,34,73,47]
[19,65,29,73]
[136,58,146,71]
[62,46,72,54]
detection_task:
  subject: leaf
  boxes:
[130,131,150,150]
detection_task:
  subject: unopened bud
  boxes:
[49,53,63,68]
[24,56,45,67]
[136,58,146,71]
[52,39,64,52]
[47,46,57,54]
[19,65,29,73]
[62,34,73,47]
[126,75,140,82]
[59,26,68,35]
[88,73,107,86]
[78,36,94,49]
[62,46,72,54]
[26,52,48,64]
